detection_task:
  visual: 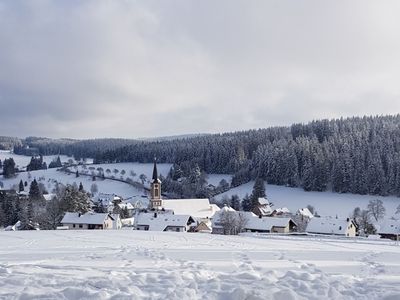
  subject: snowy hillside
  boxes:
[0,231,399,299]
[0,152,170,199]
[0,151,81,170]
[215,181,400,218]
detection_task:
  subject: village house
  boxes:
[252,197,273,217]
[61,212,114,230]
[306,217,357,237]
[376,219,400,240]
[245,216,297,233]
[135,212,196,232]
[297,207,314,220]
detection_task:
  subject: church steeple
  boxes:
[150,158,162,209]
[152,158,159,183]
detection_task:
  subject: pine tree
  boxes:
[29,179,44,203]
[19,180,24,192]
[250,178,266,210]
[59,185,91,214]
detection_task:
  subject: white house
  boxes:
[306,217,357,237]
[135,212,196,232]
[61,212,114,230]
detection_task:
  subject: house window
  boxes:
[176,228,180,232]
[79,224,83,228]
[154,187,159,197]
[73,224,76,228]
[339,226,342,230]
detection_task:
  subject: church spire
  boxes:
[152,157,159,183]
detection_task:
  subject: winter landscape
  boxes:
[2,1,400,299]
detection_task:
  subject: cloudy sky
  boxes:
[1,0,400,139]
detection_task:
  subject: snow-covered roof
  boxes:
[274,207,291,214]
[258,197,269,205]
[306,217,353,235]
[61,212,113,225]
[246,217,294,231]
[162,198,219,219]
[376,219,400,235]
[43,194,56,201]
[136,213,194,231]
[297,208,314,219]
[118,202,134,210]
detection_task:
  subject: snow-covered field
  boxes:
[0,231,399,300]
[216,181,400,218]
[0,152,171,199]
[0,151,80,170]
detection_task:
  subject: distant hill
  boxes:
[3,114,400,197]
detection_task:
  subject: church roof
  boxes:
[152,159,161,183]
[162,198,220,219]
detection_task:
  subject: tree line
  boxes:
[6,114,400,197]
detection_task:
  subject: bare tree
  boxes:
[139,174,147,184]
[367,199,386,222]
[358,209,376,236]
[219,210,248,235]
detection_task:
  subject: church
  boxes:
[135,160,220,232]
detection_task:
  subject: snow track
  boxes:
[0,231,399,299]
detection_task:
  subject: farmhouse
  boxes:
[376,219,400,240]
[61,212,114,230]
[252,197,273,217]
[135,212,196,232]
[245,216,297,233]
[306,217,357,237]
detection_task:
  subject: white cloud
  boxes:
[0,0,400,138]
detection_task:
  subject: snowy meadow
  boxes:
[0,231,399,300]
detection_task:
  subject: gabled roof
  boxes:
[162,198,219,219]
[61,212,113,225]
[306,217,354,235]
[297,208,314,219]
[246,217,295,231]
[376,219,400,235]
[136,213,195,231]
[258,197,269,205]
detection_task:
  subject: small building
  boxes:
[376,219,400,240]
[245,216,297,233]
[195,220,212,233]
[61,212,114,230]
[135,212,196,232]
[297,207,314,220]
[271,207,291,217]
[306,217,357,237]
[252,197,273,217]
